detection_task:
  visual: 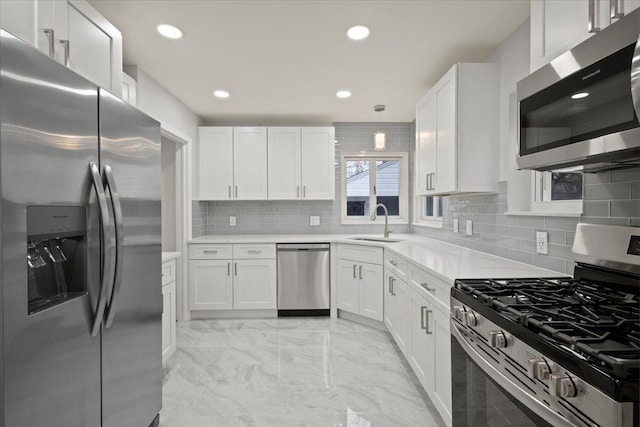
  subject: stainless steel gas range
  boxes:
[450,224,639,427]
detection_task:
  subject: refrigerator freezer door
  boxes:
[0,30,102,426]
[98,89,162,427]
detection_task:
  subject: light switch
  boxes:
[465,220,473,236]
[310,216,320,226]
[230,216,236,226]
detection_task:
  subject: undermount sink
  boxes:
[348,237,404,243]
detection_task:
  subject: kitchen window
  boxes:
[414,196,444,228]
[341,153,408,224]
[531,171,583,215]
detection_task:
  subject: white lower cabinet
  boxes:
[384,268,409,355]
[161,258,178,363]
[189,244,276,311]
[336,244,384,322]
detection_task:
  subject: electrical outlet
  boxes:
[310,216,320,226]
[229,216,236,227]
[465,220,473,236]
[453,218,459,233]
[536,231,548,255]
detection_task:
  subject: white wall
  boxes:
[483,19,533,211]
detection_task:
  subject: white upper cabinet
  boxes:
[0,0,122,94]
[268,127,335,200]
[300,127,335,200]
[198,127,234,200]
[531,0,640,72]
[233,127,268,200]
[415,63,499,196]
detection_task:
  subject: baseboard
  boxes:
[190,309,278,319]
[337,309,386,330]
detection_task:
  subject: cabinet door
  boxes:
[233,259,276,309]
[434,66,457,194]
[337,259,360,314]
[433,307,452,424]
[189,260,233,310]
[162,281,176,363]
[267,127,301,200]
[383,271,395,331]
[415,93,436,196]
[301,127,335,200]
[198,127,234,200]
[234,127,268,200]
[358,262,383,322]
[391,277,409,355]
[408,289,434,392]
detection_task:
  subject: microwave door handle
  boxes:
[102,165,124,329]
[450,321,576,427]
[89,162,115,337]
[631,35,640,119]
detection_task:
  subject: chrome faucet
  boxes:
[370,203,391,238]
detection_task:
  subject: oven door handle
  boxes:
[450,321,576,427]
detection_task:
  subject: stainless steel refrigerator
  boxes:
[0,29,162,427]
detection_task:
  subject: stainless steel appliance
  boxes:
[0,29,162,427]
[517,8,640,172]
[277,243,330,315]
[450,224,639,427]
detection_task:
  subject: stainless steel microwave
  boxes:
[517,8,640,172]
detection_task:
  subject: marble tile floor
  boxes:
[160,317,446,427]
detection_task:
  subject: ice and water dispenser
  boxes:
[26,206,87,314]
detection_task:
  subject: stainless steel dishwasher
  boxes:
[277,243,330,316]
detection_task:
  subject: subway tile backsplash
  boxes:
[192,121,639,275]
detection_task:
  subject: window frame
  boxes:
[530,171,583,215]
[340,152,409,225]
[413,195,444,228]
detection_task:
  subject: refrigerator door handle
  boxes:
[103,164,124,329]
[89,162,115,337]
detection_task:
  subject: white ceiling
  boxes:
[89,0,530,124]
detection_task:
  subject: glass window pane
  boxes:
[551,172,583,201]
[425,196,434,217]
[375,160,399,215]
[346,160,370,216]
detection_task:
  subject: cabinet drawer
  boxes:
[162,259,176,286]
[233,243,276,259]
[189,244,232,259]
[408,263,451,310]
[337,244,383,265]
[384,250,408,280]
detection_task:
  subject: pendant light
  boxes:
[374,105,386,150]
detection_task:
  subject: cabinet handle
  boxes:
[389,260,398,267]
[59,39,69,66]
[588,0,601,33]
[353,264,357,279]
[611,0,624,19]
[391,277,396,296]
[420,306,428,330]
[421,282,436,293]
[234,262,238,276]
[359,265,363,279]
[303,185,306,198]
[227,262,230,276]
[388,276,393,294]
[424,309,433,335]
[235,185,238,199]
[297,185,300,198]
[203,250,218,254]
[43,28,55,58]
[247,250,262,254]
[373,185,377,195]
[228,185,232,199]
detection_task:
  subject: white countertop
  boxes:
[162,251,182,263]
[189,234,565,283]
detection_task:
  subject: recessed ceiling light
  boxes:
[347,25,370,41]
[157,24,183,39]
[213,90,230,98]
[571,92,589,99]
[336,90,351,99]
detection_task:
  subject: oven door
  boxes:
[450,320,574,427]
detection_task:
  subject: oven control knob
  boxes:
[549,374,579,398]
[452,305,466,321]
[527,358,551,380]
[489,330,508,348]
[465,311,479,326]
